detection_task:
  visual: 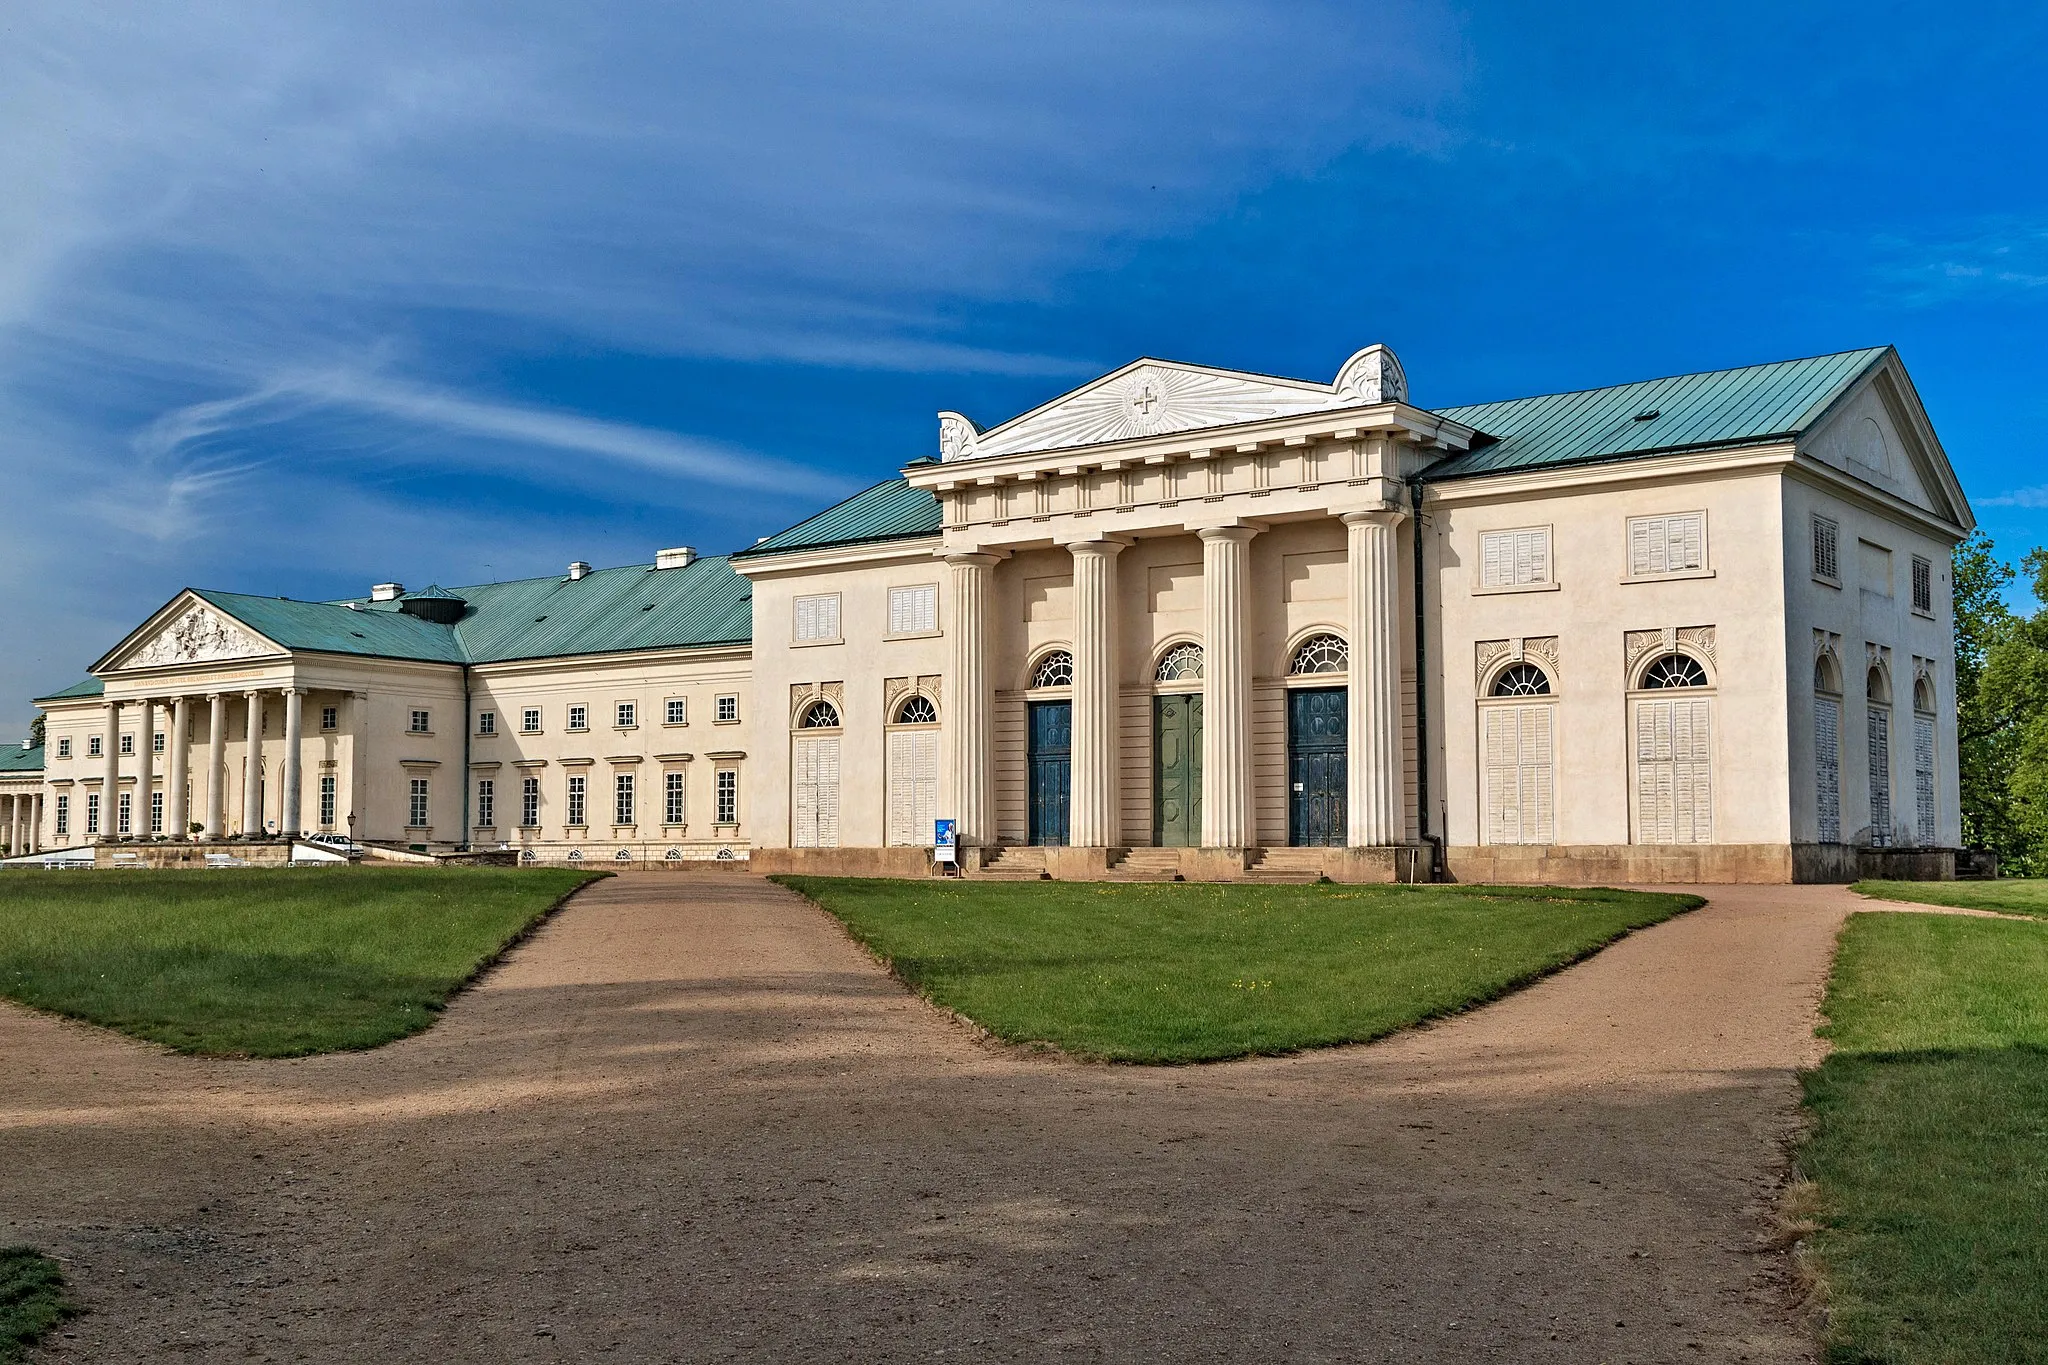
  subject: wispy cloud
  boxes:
[1979,486,2048,509]
[1868,219,2048,306]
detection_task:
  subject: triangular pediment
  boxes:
[1800,356,1972,530]
[938,346,1408,462]
[95,592,288,674]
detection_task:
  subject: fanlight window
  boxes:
[1155,642,1204,683]
[1031,651,1074,688]
[1641,654,1710,689]
[1867,667,1890,705]
[799,700,841,728]
[896,695,939,725]
[1814,653,1842,695]
[1914,677,1936,713]
[1491,663,1552,697]
[1290,634,1350,675]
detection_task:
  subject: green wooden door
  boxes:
[1153,693,1203,847]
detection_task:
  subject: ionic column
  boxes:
[242,690,265,836]
[136,699,156,837]
[101,700,121,841]
[281,688,304,837]
[167,697,191,840]
[1068,538,1125,848]
[204,693,226,839]
[1344,508,1407,846]
[945,553,1000,847]
[1200,525,1259,849]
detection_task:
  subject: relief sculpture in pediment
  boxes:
[127,604,272,668]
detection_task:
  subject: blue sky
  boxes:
[4,0,2046,731]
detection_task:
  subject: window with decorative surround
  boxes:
[522,707,542,733]
[716,694,739,723]
[567,705,588,732]
[615,701,636,728]
[799,700,841,729]
[1031,651,1074,688]
[57,738,71,758]
[409,710,430,734]
[615,772,635,826]
[888,584,939,635]
[1812,514,1841,583]
[716,768,738,823]
[895,695,938,725]
[793,593,842,643]
[521,777,540,828]
[566,775,587,827]
[476,779,495,828]
[1290,634,1349,676]
[1492,663,1551,696]
[665,771,685,825]
[1479,527,1553,589]
[408,779,430,828]
[665,698,687,725]
[321,706,338,731]
[1626,512,1706,578]
[320,775,337,828]
[1155,642,1204,683]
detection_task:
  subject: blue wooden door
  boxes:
[1153,693,1203,846]
[1028,701,1071,846]
[1288,687,1347,847]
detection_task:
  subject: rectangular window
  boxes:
[1911,554,1934,615]
[117,791,132,835]
[321,705,338,731]
[409,709,431,734]
[1479,527,1552,589]
[151,731,166,755]
[1815,696,1841,843]
[1868,707,1892,847]
[615,701,636,729]
[408,778,430,828]
[150,791,163,835]
[88,736,102,758]
[85,793,99,835]
[1625,513,1706,577]
[664,771,685,825]
[1634,697,1713,844]
[614,772,635,826]
[319,775,336,827]
[793,592,842,642]
[476,779,495,828]
[119,734,134,756]
[57,738,71,758]
[477,711,497,736]
[716,694,739,723]
[567,705,588,732]
[566,775,587,826]
[716,769,737,823]
[1812,514,1840,582]
[888,584,939,635]
[521,707,542,734]
[665,698,687,726]
[55,794,69,837]
[1482,705,1556,845]
[521,777,540,827]
[1915,711,1937,845]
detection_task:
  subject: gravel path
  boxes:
[1,877,1858,1363]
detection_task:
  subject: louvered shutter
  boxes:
[1482,533,1505,587]
[1636,699,1710,844]
[1483,706,1554,845]
[889,585,937,635]
[1483,708,1517,844]
[1673,513,1703,571]
[1629,519,1656,578]
[1522,705,1555,843]
[1815,697,1841,842]
[815,737,839,846]
[888,731,939,845]
[1914,714,1936,845]
[1868,709,1892,846]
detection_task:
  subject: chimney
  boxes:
[371,582,404,602]
[567,561,593,581]
[655,546,697,570]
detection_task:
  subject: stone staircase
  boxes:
[1105,847,1185,881]
[975,846,1050,880]
[1245,847,1330,883]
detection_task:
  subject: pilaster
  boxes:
[1199,525,1258,849]
[945,553,1000,847]
[1344,508,1407,846]
[1068,538,1125,848]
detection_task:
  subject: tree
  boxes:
[1954,533,2024,863]
[27,712,44,750]
[1980,545,2048,873]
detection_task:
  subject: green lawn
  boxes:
[776,877,1699,1063]
[1853,877,2048,918]
[0,867,599,1056]
[0,1248,72,1363]
[1799,910,2048,1364]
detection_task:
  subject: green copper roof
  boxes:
[735,477,942,559]
[0,743,43,774]
[194,590,471,663]
[33,677,104,703]
[1423,347,1891,481]
[434,554,751,662]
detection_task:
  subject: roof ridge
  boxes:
[1435,346,1890,414]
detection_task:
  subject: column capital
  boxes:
[1060,535,1131,557]
[942,550,1005,569]
[279,686,300,697]
[1195,522,1263,545]
[243,687,265,699]
[205,691,223,701]
[1340,505,1406,528]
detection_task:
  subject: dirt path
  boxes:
[1,878,1858,1364]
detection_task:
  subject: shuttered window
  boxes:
[887,730,940,846]
[1815,697,1841,843]
[1813,515,1840,582]
[1634,698,1713,844]
[1911,556,1934,615]
[1482,705,1555,845]
[1868,708,1892,847]
[1480,528,1551,588]
[792,735,841,847]
[1914,712,1936,845]
[793,593,842,642]
[888,584,939,635]
[1627,512,1705,577]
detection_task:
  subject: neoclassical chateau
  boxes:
[2,343,1971,882]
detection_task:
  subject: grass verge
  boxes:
[0,867,600,1056]
[775,877,1698,1063]
[0,1248,73,1363]
[1798,911,2048,1363]
[1851,877,2048,918]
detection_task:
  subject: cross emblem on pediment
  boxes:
[1130,384,1160,415]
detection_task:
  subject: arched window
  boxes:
[1031,651,1074,688]
[799,700,841,729]
[1914,677,1935,714]
[1641,654,1709,689]
[895,695,938,725]
[1866,666,1890,706]
[1290,634,1349,675]
[1814,653,1842,695]
[1491,663,1551,697]
[1155,642,1203,683]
